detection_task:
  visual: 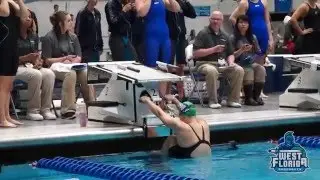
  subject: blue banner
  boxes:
[194,6,211,16]
[275,0,292,13]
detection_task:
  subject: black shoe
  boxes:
[255,97,265,105]
[243,84,258,106]
[244,98,259,106]
[253,82,265,106]
[61,111,76,119]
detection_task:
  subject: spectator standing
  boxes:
[166,0,196,99]
[0,0,29,127]
[75,0,103,62]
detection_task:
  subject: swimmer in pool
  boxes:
[140,94,211,158]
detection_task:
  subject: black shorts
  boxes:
[0,48,18,76]
[170,36,187,65]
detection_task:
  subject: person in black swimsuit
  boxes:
[140,94,211,158]
[168,122,211,158]
[290,0,320,54]
[0,0,29,128]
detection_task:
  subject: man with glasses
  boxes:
[192,11,244,109]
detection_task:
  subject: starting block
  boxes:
[269,54,320,109]
[86,61,183,127]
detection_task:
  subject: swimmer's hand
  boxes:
[164,94,176,101]
[140,96,151,103]
[164,94,181,108]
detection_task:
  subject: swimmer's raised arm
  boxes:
[0,0,10,17]
[135,0,151,17]
[140,96,183,130]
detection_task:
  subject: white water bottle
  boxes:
[76,102,87,127]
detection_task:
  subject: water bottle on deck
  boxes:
[76,102,88,127]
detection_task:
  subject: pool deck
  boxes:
[1,94,320,149]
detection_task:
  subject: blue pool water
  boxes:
[1,142,319,180]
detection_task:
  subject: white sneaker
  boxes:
[227,102,242,108]
[41,111,56,120]
[209,103,222,109]
[260,92,268,99]
[26,113,44,121]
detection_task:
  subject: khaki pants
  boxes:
[15,67,55,113]
[198,64,244,104]
[243,63,266,85]
[53,69,95,114]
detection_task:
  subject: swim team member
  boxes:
[140,94,211,158]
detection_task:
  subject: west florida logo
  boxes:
[269,131,309,172]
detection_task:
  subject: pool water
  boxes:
[1,142,319,180]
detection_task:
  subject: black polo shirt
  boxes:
[193,26,234,64]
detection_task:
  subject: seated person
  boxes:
[140,94,211,158]
[193,11,244,109]
[41,11,95,119]
[230,15,266,106]
[15,10,56,120]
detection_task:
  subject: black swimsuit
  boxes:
[0,4,20,76]
[168,124,211,158]
[299,3,320,54]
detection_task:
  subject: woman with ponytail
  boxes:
[42,11,95,119]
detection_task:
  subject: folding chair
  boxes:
[184,44,231,106]
[10,94,19,120]
[184,44,205,107]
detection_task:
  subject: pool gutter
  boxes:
[1,110,320,165]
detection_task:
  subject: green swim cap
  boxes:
[180,101,197,117]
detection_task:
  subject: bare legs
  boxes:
[0,76,22,128]
[5,77,23,125]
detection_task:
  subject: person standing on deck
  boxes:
[105,0,138,61]
[135,0,181,107]
[0,0,29,127]
[166,0,196,100]
[290,0,320,54]
[75,0,103,63]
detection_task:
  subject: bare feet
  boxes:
[6,116,23,125]
[0,119,17,128]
